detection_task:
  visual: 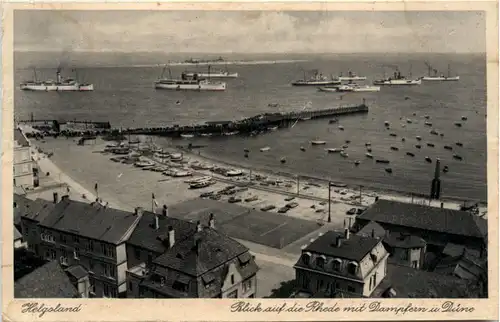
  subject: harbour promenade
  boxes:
[20,102,369,138]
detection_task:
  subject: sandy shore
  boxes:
[33,137,487,224]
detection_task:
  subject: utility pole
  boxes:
[296,175,300,195]
[328,181,332,223]
[359,185,362,205]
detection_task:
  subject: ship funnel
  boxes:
[56,69,62,83]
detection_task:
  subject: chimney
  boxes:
[345,228,350,240]
[168,226,175,248]
[441,202,444,209]
[335,236,342,248]
[162,204,168,217]
[196,220,202,232]
[371,229,375,238]
[154,214,159,230]
[208,213,215,229]
[375,196,379,202]
[53,192,59,204]
[13,201,17,208]
[134,207,143,216]
[194,237,201,254]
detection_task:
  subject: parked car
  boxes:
[228,197,242,203]
[261,205,276,212]
[284,196,295,202]
[278,207,290,213]
[346,208,357,215]
[245,196,259,202]
[286,202,299,209]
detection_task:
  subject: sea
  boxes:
[14,52,487,201]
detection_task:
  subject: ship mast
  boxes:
[33,68,38,82]
[447,64,451,78]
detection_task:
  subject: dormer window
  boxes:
[316,256,326,269]
[370,253,378,262]
[347,262,358,275]
[302,252,311,265]
[332,258,342,271]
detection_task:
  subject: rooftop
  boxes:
[356,221,386,238]
[371,263,480,298]
[14,128,30,147]
[16,195,55,224]
[39,198,140,245]
[127,211,197,254]
[15,260,79,298]
[153,227,250,276]
[14,226,22,241]
[65,265,89,280]
[301,230,381,262]
[383,232,426,249]
[357,199,487,239]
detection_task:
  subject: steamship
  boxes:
[20,68,94,91]
[338,71,367,82]
[154,65,226,91]
[183,65,238,78]
[291,69,341,86]
[421,63,460,81]
[373,70,422,86]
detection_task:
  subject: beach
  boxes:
[32,136,487,225]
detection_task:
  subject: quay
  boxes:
[21,101,369,139]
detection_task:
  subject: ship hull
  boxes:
[292,81,341,86]
[373,79,422,86]
[318,87,339,92]
[155,83,226,91]
[421,76,460,81]
[20,84,94,91]
[338,76,367,81]
[184,72,238,78]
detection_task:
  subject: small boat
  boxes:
[224,131,239,136]
[376,159,390,164]
[440,133,444,137]
[268,103,279,107]
[430,129,439,135]
[406,119,413,124]
[366,153,373,158]
[300,146,306,151]
[444,145,453,150]
[171,170,192,177]
[443,165,449,173]
[170,153,183,161]
[461,116,468,121]
[384,121,390,127]
[453,154,463,160]
[454,122,462,127]
[425,156,432,163]
[354,161,361,166]
[390,133,397,137]
[424,115,430,119]
[367,147,372,152]
[244,148,250,153]
[390,146,399,151]
[406,152,415,157]
[427,143,435,147]
[340,151,349,158]
[327,148,342,153]
[345,140,351,144]
[181,133,195,138]
[200,133,213,137]
[280,157,286,164]
[416,144,422,149]
[456,142,464,147]
[385,168,393,173]
[329,119,338,124]
[365,142,372,147]
[135,160,155,168]
[318,86,339,92]
[226,169,244,177]
[268,126,278,131]
[401,137,406,142]
[311,140,327,145]
[338,125,344,131]
[190,179,215,189]
[425,121,432,126]
[260,146,271,152]
[416,136,422,141]
[185,176,212,184]
[342,144,349,149]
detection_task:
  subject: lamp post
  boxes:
[244,150,251,183]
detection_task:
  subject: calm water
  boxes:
[15,53,487,201]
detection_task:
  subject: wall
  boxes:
[13,146,34,187]
[295,268,364,296]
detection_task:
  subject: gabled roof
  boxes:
[65,265,89,280]
[383,232,426,249]
[14,227,22,241]
[300,230,380,262]
[14,128,30,147]
[15,261,79,298]
[127,211,197,253]
[39,199,140,244]
[357,199,487,239]
[371,263,479,298]
[17,196,56,223]
[153,227,249,276]
[356,221,386,238]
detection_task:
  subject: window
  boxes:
[401,250,409,260]
[373,273,377,287]
[128,282,133,292]
[316,257,325,269]
[73,235,79,244]
[316,279,324,291]
[100,243,114,257]
[134,248,141,260]
[230,274,235,284]
[302,275,310,289]
[60,234,67,243]
[103,263,116,278]
[243,279,252,293]
[60,254,68,266]
[103,283,116,298]
[227,290,238,298]
[347,286,355,293]
[347,262,358,275]
[41,232,55,243]
[89,240,94,251]
[332,259,341,271]
[172,281,189,292]
[412,260,418,268]
[88,259,94,273]
[302,253,311,265]
[74,248,80,260]
[89,278,95,295]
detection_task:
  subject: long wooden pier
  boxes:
[22,101,369,139]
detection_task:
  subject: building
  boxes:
[356,221,426,269]
[14,227,26,249]
[21,197,142,298]
[127,210,259,298]
[353,199,487,254]
[15,260,80,298]
[13,128,36,188]
[293,228,389,298]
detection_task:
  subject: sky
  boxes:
[14,10,485,54]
